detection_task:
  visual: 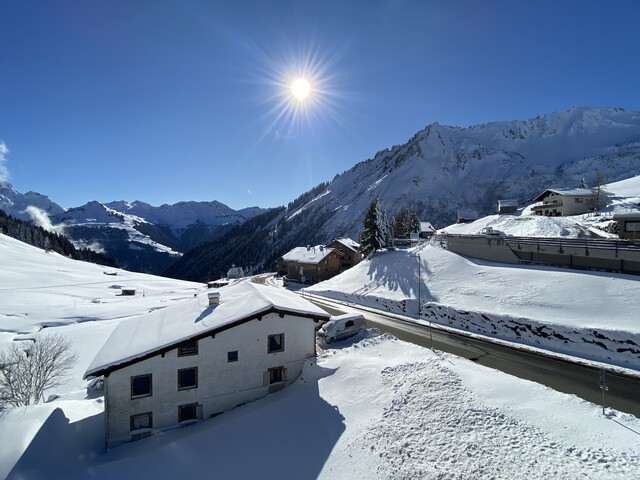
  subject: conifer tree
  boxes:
[360,198,391,257]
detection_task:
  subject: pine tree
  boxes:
[360,198,391,257]
[392,206,420,237]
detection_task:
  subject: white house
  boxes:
[531,188,595,216]
[84,280,330,448]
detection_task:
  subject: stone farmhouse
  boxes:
[84,281,330,448]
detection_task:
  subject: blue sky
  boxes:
[1,1,639,210]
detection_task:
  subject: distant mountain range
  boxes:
[0,183,264,273]
[3,106,640,279]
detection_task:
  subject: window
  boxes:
[269,366,284,384]
[575,197,584,203]
[227,350,238,362]
[178,339,198,356]
[178,367,198,390]
[131,374,152,398]
[130,412,152,431]
[268,333,284,353]
[345,320,354,328]
[178,403,199,423]
[626,220,640,232]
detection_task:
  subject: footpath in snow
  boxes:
[305,243,640,371]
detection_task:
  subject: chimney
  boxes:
[208,292,220,306]
[307,245,311,251]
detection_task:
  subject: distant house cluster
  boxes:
[84,281,330,448]
[276,238,363,285]
[456,186,603,224]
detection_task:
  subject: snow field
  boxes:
[306,243,640,369]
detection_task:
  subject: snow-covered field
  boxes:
[1,230,640,479]
[305,242,640,370]
[2,331,639,479]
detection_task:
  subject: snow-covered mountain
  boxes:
[279,106,640,241]
[0,182,265,274]
[166,106,640,281]
[0,182,65,220]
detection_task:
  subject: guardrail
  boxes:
[441,234,640,275]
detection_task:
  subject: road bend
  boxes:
[305,294,640,418]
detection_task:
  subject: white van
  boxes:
[318,313,366,343]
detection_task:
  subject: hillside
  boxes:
[165,106,640,280]
[0,232,638,479]
[0,209,118,268]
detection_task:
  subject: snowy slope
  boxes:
[306,243,640,370]
[0,182,64,221]
[276,106,640,243]
[2,334,639,479]
[1,232,639,479]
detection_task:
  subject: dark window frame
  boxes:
[130,412,153,431]
[268,333,285,353]
[178,403,199,423]
[178,339,198,357]
[131,374,152,398]
[178,367,198,390]
[227,350,239,362]
[269,366,284,384]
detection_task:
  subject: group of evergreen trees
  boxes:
[359,199,420,257]
[0,209,119,268]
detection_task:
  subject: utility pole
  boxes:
[600,368,608,415]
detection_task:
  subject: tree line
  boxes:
[0,209,119,268]
[359,199,420,257]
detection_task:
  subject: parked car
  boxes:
[318,313,366,343]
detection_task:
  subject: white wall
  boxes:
[104,311,320,447]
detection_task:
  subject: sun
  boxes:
[291,78,311,100]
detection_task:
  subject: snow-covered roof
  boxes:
[498,199,518,207]
[534,188,593,201]
[84,280,329,378]
[226,266,243,278]
[331,238,360,252]
[280,245,342,264]
[420,222,435,232]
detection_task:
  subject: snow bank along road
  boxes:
[306,295,640,417]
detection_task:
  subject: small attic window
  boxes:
[178,340,198,357]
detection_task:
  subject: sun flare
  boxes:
[291,78,311,100]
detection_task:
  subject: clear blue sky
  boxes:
[1,0,639,210]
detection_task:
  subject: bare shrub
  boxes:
[0,333,79,408]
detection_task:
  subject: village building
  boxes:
[326,238,362,271]
[613,211,640,241]
[497,199,518,215]
[456,210,479,224]
[531,188,595,217]
[419,221,436,238]
[226,265,244,279]
[84,281,330,448]
[276,245,343,284]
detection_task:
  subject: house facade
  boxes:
[276,245,343,284]
[613,212,640,240]
[532,188,595,216]
[326,238,362,271]
[84,281,330,448]
[497,199,518,215]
